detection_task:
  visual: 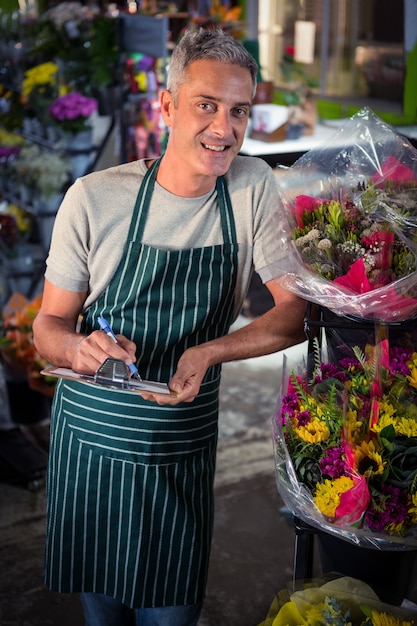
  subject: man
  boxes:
[33,28,306,626]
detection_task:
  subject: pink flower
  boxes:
[372,155,416,185]
[333,258,372,293]
[294,195,328,228]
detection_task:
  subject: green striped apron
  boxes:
[45,158,238,609]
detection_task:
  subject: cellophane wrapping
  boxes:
[266,107,417,322]
[273,328,417,550]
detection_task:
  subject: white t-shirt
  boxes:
[45,156,288,320]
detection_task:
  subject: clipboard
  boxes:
[41,358,172,395]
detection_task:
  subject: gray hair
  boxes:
[167,28,258,102]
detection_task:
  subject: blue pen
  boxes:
[97,316,142,380]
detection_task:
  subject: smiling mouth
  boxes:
[202,143,229,152]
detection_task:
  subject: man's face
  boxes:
[161,59,253,183]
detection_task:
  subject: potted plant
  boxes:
[36,150,72,203]
[21,61,59,132]
[9,143,40,203]
[89,16,119,114]
[49,91,98,150]
[10,143,71,208]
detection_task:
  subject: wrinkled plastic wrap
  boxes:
[272,340,417,551]
[258,576,417,626]
[267,107,417,322]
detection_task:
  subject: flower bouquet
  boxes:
[258,575,417,625]
[267,108,417,322]
[274,333,417,549]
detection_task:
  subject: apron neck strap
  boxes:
[129,157,237,245]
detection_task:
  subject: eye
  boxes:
[199,102,216,112]
[233,107,249,118]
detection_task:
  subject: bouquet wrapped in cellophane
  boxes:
[266,107,417,322]
[270,108,417,550]
[274,334,417,550]
[258,575,417,626]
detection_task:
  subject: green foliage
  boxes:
[89,17,119,90]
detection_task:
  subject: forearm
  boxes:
[196,303,306,368]
[33,313,85,369]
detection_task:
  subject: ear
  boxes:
[160,89,174,127]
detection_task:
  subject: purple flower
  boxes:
[319,445,347,478]
[389,345,413,376]
[339,356,360,370]
[49,92,98,132]
[281,392,299,419]
[365,483,409,531]
[314,362,348,384]
[295,410,311,426]
[0,145,21,163]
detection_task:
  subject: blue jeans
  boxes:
[80,593,202,626]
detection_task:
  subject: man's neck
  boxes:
[156,154,217,198]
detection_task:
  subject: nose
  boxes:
[211,109,233,138]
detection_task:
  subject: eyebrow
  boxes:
[195,94,252,108]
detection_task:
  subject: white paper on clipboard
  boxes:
[41,359,172,395]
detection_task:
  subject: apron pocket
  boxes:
[60,380,218,465]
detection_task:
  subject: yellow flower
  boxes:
[395,416,417,438]
[355,440,385,476]
[408,352,417,368]
[314,476,354,518]
[369,609,414,626]
[385,520,407,536]
[379,400,396,419]
[408,493,417,522]
[7,204,31,233]
[345,409,363,441]
[407,366,417,390]
[371,410,396,434]
[22,62,58,97]
[293,417,330,443]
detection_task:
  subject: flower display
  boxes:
[21,62,59,120]
[258,576,417,626]
[9,144,71,199]
[270,108,417,322]
[0,293,56,395]
[0,201,32,257]
[273,337,417,546]
[21,62,58,99]
[49,91,98,134]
